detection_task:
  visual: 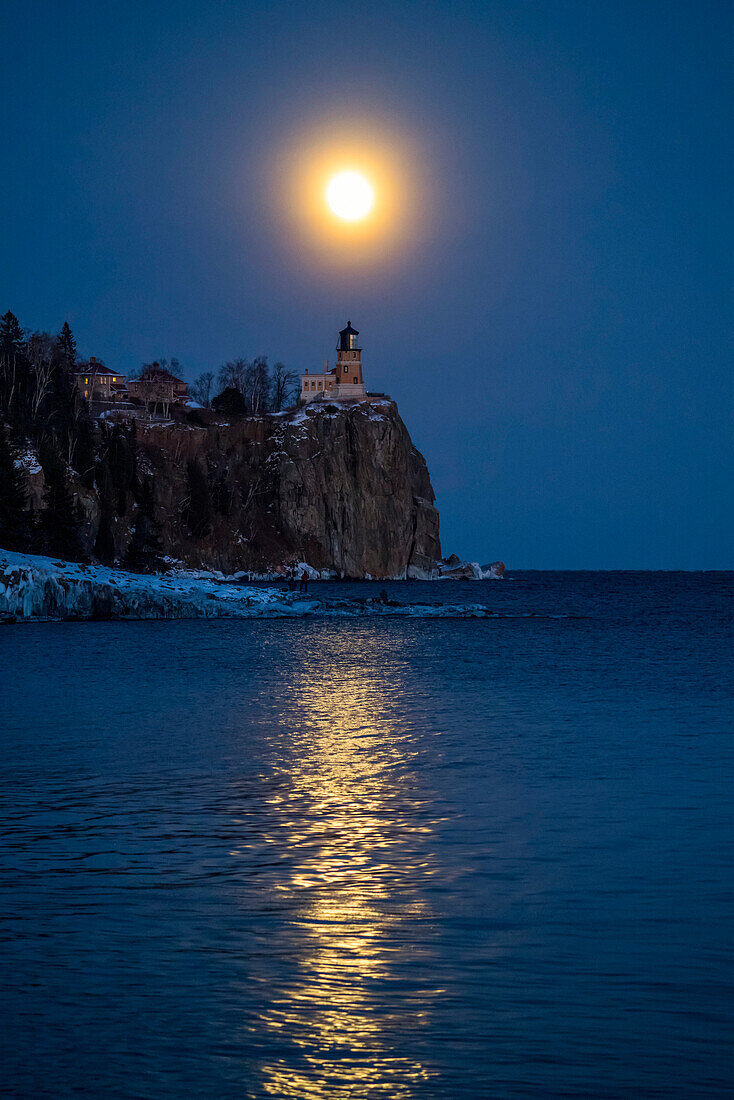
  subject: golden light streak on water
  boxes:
[236,627,443,1097]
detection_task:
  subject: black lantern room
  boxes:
[337,321,360,352]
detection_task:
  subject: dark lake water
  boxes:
[2,572,733,1098]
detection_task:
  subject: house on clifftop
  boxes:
[128,362,189,417]
[74,357,127,403]
[300,322,367,404]
[75,358,189,418]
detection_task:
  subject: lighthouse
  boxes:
[335,322,364,390]
[300,322,367,403]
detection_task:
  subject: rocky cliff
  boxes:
[20,398,441,578]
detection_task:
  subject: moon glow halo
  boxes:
[271,118,431,268]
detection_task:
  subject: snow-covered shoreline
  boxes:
[0,550,318,622]
[0,550,502,623]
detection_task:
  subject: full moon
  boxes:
[326,170,374,221]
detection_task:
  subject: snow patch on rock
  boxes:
[13,444,42,475]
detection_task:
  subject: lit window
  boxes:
[85,377,89,383]
[112,376,116,382]
[84,390,88,397]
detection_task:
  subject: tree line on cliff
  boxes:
[0,309,95,563]
[190,358,298,414]
[0,310,300,568]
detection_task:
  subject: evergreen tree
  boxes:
[126,477,164,573]
[0,424,29,551]
[185,458,212,538]
[55,322,77,370]
[38,440,86,561]
[0,311,31,427]
[0,311,24,357]
[211,386,245,416]
[47,325,84,460]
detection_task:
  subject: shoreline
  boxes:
[0,550,500,623]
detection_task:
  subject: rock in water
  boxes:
[437,558,506,580]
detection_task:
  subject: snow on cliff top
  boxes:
[271,397,394,422]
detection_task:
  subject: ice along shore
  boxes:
[0,550,504,623]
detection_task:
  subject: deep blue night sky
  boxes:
[2,1,731,567]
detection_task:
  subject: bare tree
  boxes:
[25,332,55,420]
[245,356,270,414]
[131,364,173,418]
[215,355,294,414]
[216,357,270,413]
[270,362,298,411]
[190,371,214,407]
[157,356,184,378]
[218,358,248,393]
[140,379,172,419]
[0,351,20,419]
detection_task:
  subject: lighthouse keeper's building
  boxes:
[300,322,367,404]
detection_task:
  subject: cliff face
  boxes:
[262,400,440,577]
[23,399,441,578]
